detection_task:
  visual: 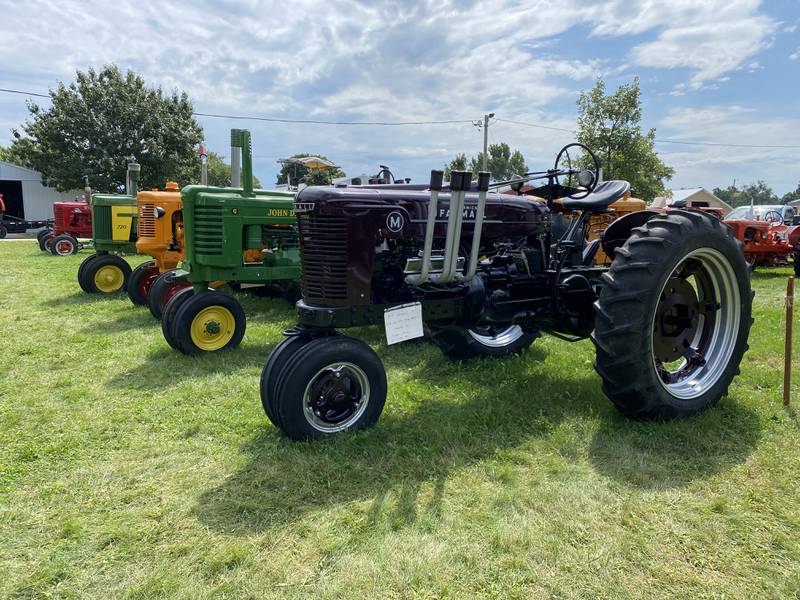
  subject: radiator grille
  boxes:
[192,205,223,255]
[138,203,156,238]
[298,214,348,303]
[92,205,112,240]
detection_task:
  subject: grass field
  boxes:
[1,240,799,599]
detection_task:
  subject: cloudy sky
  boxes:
[1,0,798,193]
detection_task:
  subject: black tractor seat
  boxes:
[560,180,631,211]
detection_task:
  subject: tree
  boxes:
[7,65,203,192]
[204,151,261,188]
[782,182,800,204]
[443,144,528,181]
[713,181,778,208]
[443,153,468,180]
[276,153,345,186]
[576,78,674,203]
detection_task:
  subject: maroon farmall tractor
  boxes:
[260,144,753,441]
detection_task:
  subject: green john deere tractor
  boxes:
[159,129,299,355]
[77,162,140,294]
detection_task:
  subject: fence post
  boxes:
[784,277,794,406]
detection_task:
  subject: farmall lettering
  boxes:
[437,205,479,221]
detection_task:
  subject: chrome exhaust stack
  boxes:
[405,169,443,285]
[439,170,470,283]
[463,171,490,281]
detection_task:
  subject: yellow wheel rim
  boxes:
[190,305,236,351]
[94,265,125,293]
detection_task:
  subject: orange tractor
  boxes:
[126,182,190,313]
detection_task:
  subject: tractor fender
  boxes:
[600,209,660,260]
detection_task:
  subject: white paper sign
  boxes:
[384,302,424,345]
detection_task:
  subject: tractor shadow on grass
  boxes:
[195,347,760,535]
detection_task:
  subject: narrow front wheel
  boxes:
[267,335,387,441]
[85,254,132,294]
[127,260,160,306]
[171,291,246,355]
[51,234,79,256]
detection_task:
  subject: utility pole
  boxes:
[482,112,494,172]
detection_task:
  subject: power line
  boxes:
[194,111,473,126]
[0,87,50,99]
[494,117,575,134]
[2,86,800,149]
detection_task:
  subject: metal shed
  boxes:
[0,160,79,223]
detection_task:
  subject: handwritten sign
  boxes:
[384,302,424,345]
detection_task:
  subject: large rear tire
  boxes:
[428,324,539,360]
[592,210,752,419]
[127,260,160,306]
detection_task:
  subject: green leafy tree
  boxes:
[576,78,674,202]
[276,153,345,186]
[443,152,469,180]
[444,144,527,182]
[204,151,261,188]
[7,65,203,192]
[713,181,779,208]
[781,182,800,204]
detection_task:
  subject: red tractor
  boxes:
[723,205,800,273]
[39,198,93,254]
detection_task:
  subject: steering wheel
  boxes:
[763,209,783,224]
[553,143,600,199]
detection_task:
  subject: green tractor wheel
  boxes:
[84,254,132,294]
[170,291,246,355]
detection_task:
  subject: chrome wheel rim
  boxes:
[651,248,741,400]
[303,362,370,433]
[467,324,524,348]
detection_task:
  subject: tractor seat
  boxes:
[560,180,631,211]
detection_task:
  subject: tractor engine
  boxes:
[294,183,550,324]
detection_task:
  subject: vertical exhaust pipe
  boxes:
[439,170,470,283]
[406,169,443,285]
[127,161,140,197]
[230,129,243,188]
[464,171,490,281]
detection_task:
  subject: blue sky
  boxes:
[0,0,798,193]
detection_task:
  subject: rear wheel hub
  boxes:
[653,277,700,362]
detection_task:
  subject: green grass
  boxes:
[1,241,800,599]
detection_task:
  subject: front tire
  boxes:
[170,291,246,355]
[38,229,53,251]
[127,260,160,306]
[77,254,101,293]
[268,335,387,441]
[85,254,132,294]
[592,210,752,419]
[428,324,539,360]
[148,269,191,320]
[260,334,316,428]
[51,234,79,256]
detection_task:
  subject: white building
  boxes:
[0,160,79,222]
[651,188,733,216]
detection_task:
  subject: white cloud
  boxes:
[658,106,800,194]
[0,0,784,185]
